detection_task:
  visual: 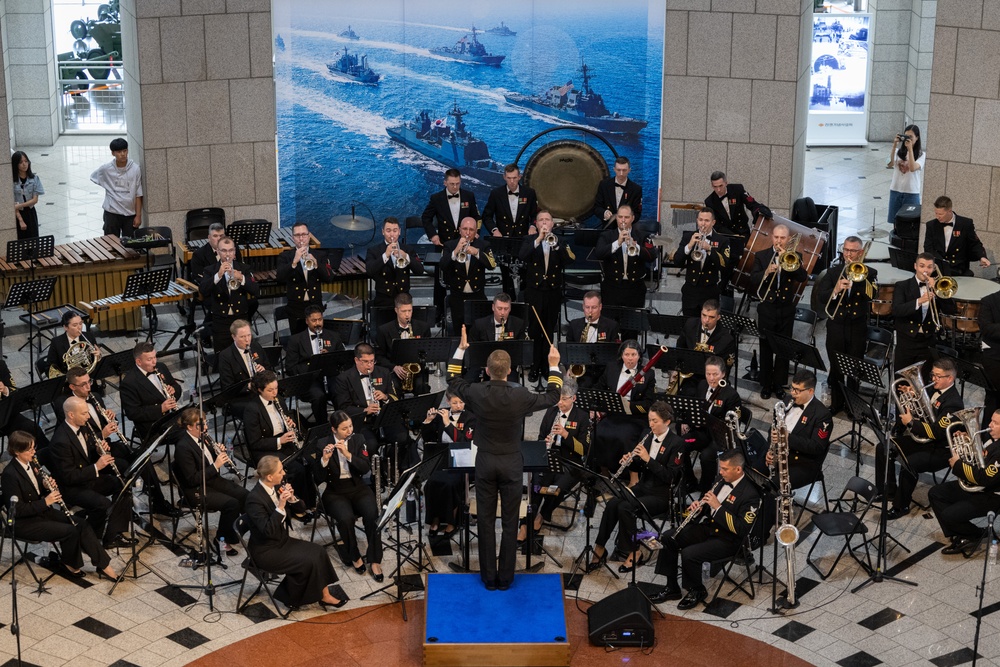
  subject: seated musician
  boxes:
[243,371,315,517]
[44,311,100,378]
[764,369,833,492]
[929,409,1000,555]
[365,216,423,308]
[217,319,272,418]
[285,305,344,425]
[891,253,956,370]
[440,216,496,334]
[588,401,683,574]
[421,390,475,534]
[518,378,591,542]
[881,358,963,520]
[678,299,736,379]
[1,431,118,580]
[681,355,742,495]
[374,292,431,395]
[0,359,49,448]
[311,410,384,583]
[120,341,183,443]
[468,292,525,381]
[173,408,248,557]
[333,343,404,459]
[982,290,1000,429]
[198,235,259,351]
[48,397,135,549]
[246,455,347,610]
[592,340,655,476]
[676,208,730,318]
[277,222,333,335]
[648,449,760,610]
[565,290,620,388]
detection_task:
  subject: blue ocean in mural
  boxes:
[274,1,664,248]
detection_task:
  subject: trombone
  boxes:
[756,233,801,301]
[926,267,958,328]
[824,239,872,319]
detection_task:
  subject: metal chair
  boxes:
[806,476,876,580]
[185,207,225,242]
[0,508,60,595]
[234,514,292,619]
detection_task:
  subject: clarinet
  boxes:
[610,432,651,482]
[273,399,303,448]
[83,422,125,484]
[200,433,245,483]
[157,371,176,400]
[673,477,726,538]
[31,457,75,524]
[87,395,126,445]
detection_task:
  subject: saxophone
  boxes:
[772,401,799,607]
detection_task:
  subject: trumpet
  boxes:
[690,232,706,262]
[200,433,245,483]
[544,232,558,247]
[32,456,75,523]
[401,362,422,393]
[824,240,872,319]
[456,239,470,263]
[394,252,410,269]
[891,362,937,444]
[757,233,801,302]
[610,432,651,482]
[302,253,318,271]
[83,422,125,485]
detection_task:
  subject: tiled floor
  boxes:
[0,137,996,666]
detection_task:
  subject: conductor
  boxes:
[447,326,563,591]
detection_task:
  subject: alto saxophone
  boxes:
[772,401,799,608]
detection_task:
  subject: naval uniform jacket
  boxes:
[421,189,480,244]
[923,215,987,276]
[592,177,643,222]
[276,248,334,314]
[814,262,878,324]
[365,241,425,300]
[703,184,771,238]
[199,260,259,320]
[676,230,730,305]
[482,184,538,237]
[440,237,496,294]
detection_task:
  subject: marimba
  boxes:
[79,279,199,314]
[179,228,316,262]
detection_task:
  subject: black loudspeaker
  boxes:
[587,586,654,647]
[894,204,921,239]
[889,230,918,254]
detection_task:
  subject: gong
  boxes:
[522,139,609,223]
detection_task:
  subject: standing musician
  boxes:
[217,319,272,418]
[680,356,742,495]
[566,291,621,388]
[929,409,1000,555]
[520,210,575,383]
[120,341,182,443]
[891,253,956,370]
[676,208,730,317]
[199,235,259,351]
[881,358,963,520]
[980,290,1000,429]
[705,171,772,291]
[446,327,562,591]
[245,455,346,610]
[48,397,135,549]
[592,341,656,476]
[277,222,333,335]
[285,305,345,425]
[243,371,316,516]
[923,196,991,277]
[593,204,654,311]
[374,292,431,395]
[44,311,100,378]
[764,370,833,492]
[366,216,423,308]
[188,222,241,343]
[588,401,684,574]
[0,359,50,448]
[422,169,480,319]
[677,299,737,380]
[421,391,476,534]
[648,449,760,610]
[750,223,808,400]
[440,216,497,334]
[311,410,383,582]
[593,156,643,224]
[333,343,403,456]
[482,163,538,299]
[814,236,878,415]
[1,431,118,580]
[173,408,248,556]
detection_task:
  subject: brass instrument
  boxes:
[302,253,318,271]
[568,364,586,379]
[31,456,75,523]
[665,369,694,395]
[83,422,125,484]
[824,239,872,319]
[273,399,304,448]
[891,362,937,444]
[49,339,100,378]
[723,406,746,451]
[693,341,711,353]
[394,252,410,269]
[579,320,592,343]
[200,433,245,483]
[544,232,558,247]
[401,362,422,393]
[772,400,798,607]
[455,239,470,263]
[223,260,242,290]
[927,268,958,328]
[757,233,801,301]
[690,232,706,262]
[610,432,651,482]
[946,408,989,492]
[625,234,640,257]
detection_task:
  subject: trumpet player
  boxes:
[1,431,118,580]
[483,163,538,299]
[188,222,242,346]
[120,341,183,442]
[763,370,832,492]
[750,223,808,400]
[174,408,248,557]
[929,409,1000,555]
[285,305,345,424]
[677,208,729,317]
[680,356,742,494]
[593,204,653,313]
[375,292,430,394]
[891,253,956,369]
[882,358,963,520]
[199,235,258,351]
[278,222,332,335]
[366,216,423,308]
[814,236,877,415]
[441,216,496,334]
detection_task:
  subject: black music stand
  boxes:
[306,349,357,378]
[940,352,997,400]
[603,306,651,345]
[466,340,532,377]
[375,391,446,502]
[661,395,708,429]
[443,443,477,574]
[558,342,620,369]
[648,313,687,343]
[226,220,272,248]
[888,245,917,270]
[487,235,528,269]
[202,382,253,441]
[91,349,136,385]
[120,266,173,341]
[833,352,885,475]
[276,371,320,421]
[656,347,711,374]
[720,313,759,389]
[390,337,460,382]
[317,246,345,274]
[4,275,57,383]
[763,330,827,375]
[576,388,630,417]
[10,377,63,429]
[516,440,562,572]
[560,458,620,586]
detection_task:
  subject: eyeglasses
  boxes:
[930,373,951,380]
[292,232,310,238]
[789,386,809,394]
[71,380,92,387]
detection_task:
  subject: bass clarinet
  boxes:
[772,400,799,608]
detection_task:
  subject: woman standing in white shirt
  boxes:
[12,151,43,239]
[887,124,924,224]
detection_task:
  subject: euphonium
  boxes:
[401,362,422,393]
[946,408,989,491]
[891,362,937,444]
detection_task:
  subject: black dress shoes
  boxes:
[886,505,912,520]
[485,579,497,591]
[103,534,138,549]
[759,388,771,400]
[618,555,647,574]
[649,586,682,604]
[677,588,707,611]
[497,581,510,591]
[371,567,384,583]
[151,502,183,518]
[353,561,366,575]
[586,552,607,573]
[942,537,980,555]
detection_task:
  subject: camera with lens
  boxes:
[896,133,909,142]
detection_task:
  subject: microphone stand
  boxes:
[972,511,996,667]
[8,498,22,667]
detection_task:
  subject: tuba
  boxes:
[946,408,989,492]
[401,363,422,392]
[891,362,937,444]
[50,339,100,378]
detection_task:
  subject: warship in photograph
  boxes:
[339,25,360,40]
[326,46,380,85]
[486,22,516,36]
[430,27,505,67]
[503,62,648,135]
[386,102,505,186]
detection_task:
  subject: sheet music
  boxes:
[452,447,476,467]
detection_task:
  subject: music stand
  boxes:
[90,349,136,390]
[940,352,997,399]
[560,458,620,585]
[603,307,651,345]
[10,377,63,428]
[661,395,708,429]
[763,330,827,373]
[576,389,630,417]
[719,313,759,390]
[120,266,173,341]
[487,235,527,264]
[306,349,357,378]
[317,246,345,274]
[833,352,886,473]
[558,342,620,369]
[391,337,460,370]
[226,220,272,248]
[648,314,687,343]
[466,340,532,375]
[3,275,57,383]
[277,371,321,422]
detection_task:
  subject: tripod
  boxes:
[561,460,618,585]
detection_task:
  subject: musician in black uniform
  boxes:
[311,410,383,582]
[199,236,259,351]
[648,449,760,610]
[483,164,538,299]
[365,217,423,308]
[593,156,643,223]
[883,358,964,520]
[1,431,118,579]
[676,208,730,317]
[923,196,991,276]
[980,291,1000,430]
[440,216,496,334]
[276,222,333,335]
[44,311,100,378]
[374,292,431,395]
[188,222,241,343]
[120,341,182,442]
[681,356,742,494]
[589,401,683,573]
[764,370,833,492]
[173,408,248,555]
[705,171,771,290]
[565,291,621,388]
[750,223,808,399]
[420,391,475,533]
[0,359,49,448]
[891,253,956,370]
[333,343,403,457]
[243,371,315,513]
[592,204,654,311]
[678,299,737,381]
[217,319,272,418]
[447,328,562,590]
[520,210,575,382]
[422,169,480,318]
[929,409,1000,554]
[814,236,878,415]
[285,305,344,424]
[245,455,346,610]
[592,341,656,476]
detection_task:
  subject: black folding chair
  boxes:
[805,476,876,580]
[234,514,292,619]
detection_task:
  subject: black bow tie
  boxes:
[69,339,78,345]
[624,369,632,375]
[145,371,157,377]
[495,322,505,328]
[508,191,518,196]
[312,334,322,340]
[615,183,625,189]
[360,374,370,379]
[267,400,274,406]
[702,329,712,337]
[447,193,459,199]
[243,348,251,355]
[560,413,568,420]
[399,326,410,333]
[941,220,953,225]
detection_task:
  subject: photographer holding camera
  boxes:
[887,125,924,224]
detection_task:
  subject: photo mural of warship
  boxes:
[326,46,380,85]
[430,26,505,66]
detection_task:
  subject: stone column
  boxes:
[1,0,58,146]
[0,17,13,249]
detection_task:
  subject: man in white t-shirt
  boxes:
[90,137,143,238]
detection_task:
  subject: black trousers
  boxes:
[929,481,1000,540]
[757,301,795,391]
[102,210,137,238]
[474,450,522,587]
[595,493,671,554]
[323,480,381,564]
[654,523,740,592]
[524,286,560,371]
[682,428,718,494]
[61,466,131,540]
[825,317,867,413]
[182,476,248,544]
[15,207,38,239]
[16,510,110,571]
[982,354,1000,430]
